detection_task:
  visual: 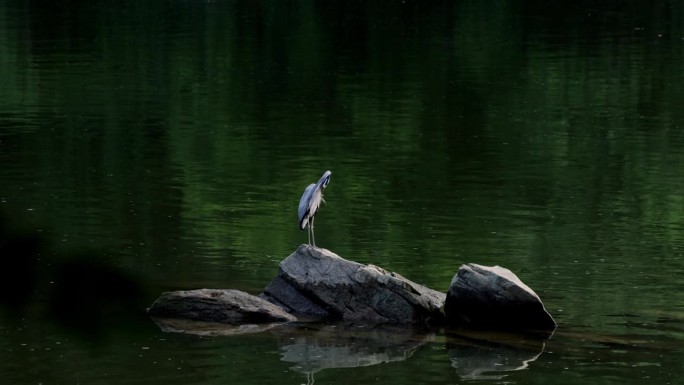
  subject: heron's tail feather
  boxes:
[299,216,309,230]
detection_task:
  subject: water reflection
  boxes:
[273,323,434,384]
[150,317,552,382]
[3,0,684,383]
[446,330,547,380]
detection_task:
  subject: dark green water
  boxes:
[2,1,684,384]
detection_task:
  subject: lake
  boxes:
[1,1,683,384]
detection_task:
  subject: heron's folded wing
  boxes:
[298,183,316,229]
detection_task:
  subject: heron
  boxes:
[298,170,332,247]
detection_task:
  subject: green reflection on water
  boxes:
[1,1,684,384]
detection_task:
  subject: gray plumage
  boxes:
[298,170,332,246]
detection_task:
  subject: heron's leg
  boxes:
[307,222,311,245]
[311,216,316,247]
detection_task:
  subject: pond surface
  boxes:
[1,1,684,384]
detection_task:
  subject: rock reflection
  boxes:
[447,330,547,380]
[151,316,550,382]
[273,323,434,382]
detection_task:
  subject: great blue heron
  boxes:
[298,170,332,246]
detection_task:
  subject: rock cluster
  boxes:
[148,245,556,335]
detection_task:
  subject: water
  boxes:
[2,1,684,384]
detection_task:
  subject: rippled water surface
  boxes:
[2,1,684,384]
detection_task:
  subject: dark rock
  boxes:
[150,317,283,336]
[444,264,556,333]
[148,288,296,324]
[261,245,445,326]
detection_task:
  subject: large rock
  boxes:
[261,245,445,326]
[148,288,296,324]
[444,264,556,333]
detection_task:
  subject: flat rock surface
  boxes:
[261,245,445,325]
[444,264,556,333]
[148,288,296,324]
